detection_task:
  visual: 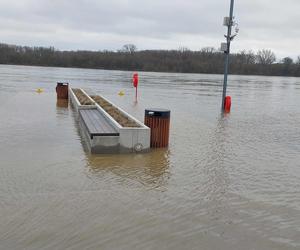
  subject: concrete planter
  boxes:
[68,88,97,112]
[69,87,150,154]
[91,94,150,153]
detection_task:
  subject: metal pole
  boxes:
[135,86,138,102]
[222,0,235,111]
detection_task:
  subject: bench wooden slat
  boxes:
[84,110,101,133]
[79,109,119,138]
[88,110,112,133]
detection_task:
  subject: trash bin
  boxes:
[56,82,69,99]
[144,108,170,148]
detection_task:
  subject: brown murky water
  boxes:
[0,65,299,250]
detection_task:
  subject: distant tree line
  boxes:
[0,43,300,77]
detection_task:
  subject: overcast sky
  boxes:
[0,0,299,59]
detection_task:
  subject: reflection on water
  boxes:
[86,149,170,188]
[56,99,69,108]
[202,115,230,202]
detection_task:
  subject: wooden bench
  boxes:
[79,109,119,139]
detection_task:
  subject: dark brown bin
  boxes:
[56,82,69,99]
[144,109,170,148]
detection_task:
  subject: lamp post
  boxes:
[221,0,238,112]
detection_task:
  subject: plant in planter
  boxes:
[72,89,94,105]
[90,95,140,127]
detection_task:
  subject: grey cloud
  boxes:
[0,0,299,58]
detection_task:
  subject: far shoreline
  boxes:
[1,63,299,79]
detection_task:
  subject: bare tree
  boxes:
[256,49,276,64]
[282,57,293,65]
[178,46,190,53]
[122,44,137,53]
[200,47,216,54]
[245,50,256,64]
[237,50,256,64]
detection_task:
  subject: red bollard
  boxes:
[132,73,138,88]
[224,96,231,113]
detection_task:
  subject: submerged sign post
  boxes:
[133,73,139,102]
[221,0,238,112]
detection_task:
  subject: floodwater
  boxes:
[0,65,299,250]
